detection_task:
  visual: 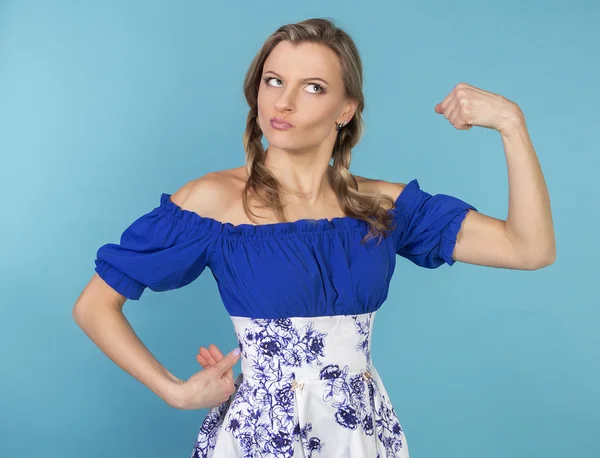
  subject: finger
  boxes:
[209,344,225,362]
[200,346,218,366]
[436,90,454,114]
[456,117,471,130]
[452,112,471,130]
[448,104,461,125]
[452,113,471,130]
[444,100,459,124]
[452,101,471,128]
[196,354,209,367]
[216,348,242,374]
[209,344,233,378]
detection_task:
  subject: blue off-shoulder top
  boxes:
[94,179,477,318]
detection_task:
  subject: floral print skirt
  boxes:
[191,311,409,457]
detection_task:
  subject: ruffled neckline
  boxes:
[158,179,420,236]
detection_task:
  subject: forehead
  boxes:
[263,41,342,81]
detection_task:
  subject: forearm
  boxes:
[73,305,182,407]
[501,114,556,264]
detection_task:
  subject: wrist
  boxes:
[498,106,527,139]
[154,369,187,409]
[163,378,188,409]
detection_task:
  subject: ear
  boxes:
[340,98,359,124]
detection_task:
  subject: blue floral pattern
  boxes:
[191,312,408,457]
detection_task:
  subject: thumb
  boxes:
[434,103,443,114]
[216,347,241,374]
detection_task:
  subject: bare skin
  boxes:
[175,166,401,226]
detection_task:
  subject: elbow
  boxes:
[72,304,86,325]
[522,247,556,270]
[72,302,90,328]
[72,274,127,325]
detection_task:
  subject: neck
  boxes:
[264,146,334,205]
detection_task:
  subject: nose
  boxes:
[274,87,296,113]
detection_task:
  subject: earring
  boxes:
[336,121,347,131]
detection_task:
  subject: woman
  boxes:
[73,17,555,458]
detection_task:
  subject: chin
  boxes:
[265,139,307,152]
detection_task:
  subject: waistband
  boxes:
[229,312,376,385]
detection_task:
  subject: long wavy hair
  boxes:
[242,17,396,244]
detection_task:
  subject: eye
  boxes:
[262,76,326,94]
[263,76,282,87]
[305,83,324,94]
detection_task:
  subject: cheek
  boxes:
[256,91,272,126]
[304,107,331,125]
[301,104,338,131]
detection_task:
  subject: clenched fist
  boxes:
[435,82,523,133]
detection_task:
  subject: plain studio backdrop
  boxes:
[0,1,598,457]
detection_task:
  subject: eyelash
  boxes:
[262,76,326,94]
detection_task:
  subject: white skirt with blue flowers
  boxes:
[191,311,409,458]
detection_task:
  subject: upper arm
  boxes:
[73,272,128,319]
[452,210,550,270]
[363,175,553,270]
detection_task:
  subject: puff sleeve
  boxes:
[391,179,477,268]
[94,193,221,300]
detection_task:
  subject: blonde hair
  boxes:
[242,17,396,243]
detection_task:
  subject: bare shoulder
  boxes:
[170,167,245,219]
[354,175,407,205]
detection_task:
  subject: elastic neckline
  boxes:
[158,179,420,236]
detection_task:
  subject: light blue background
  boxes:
[1,1,598,457]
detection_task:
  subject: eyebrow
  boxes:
[263,70,329,85]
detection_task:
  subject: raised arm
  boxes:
[435,83,555,270]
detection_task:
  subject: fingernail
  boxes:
[233,347,241,356]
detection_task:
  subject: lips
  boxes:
[270,117,294,128]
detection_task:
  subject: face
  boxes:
[257,40,356,152]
